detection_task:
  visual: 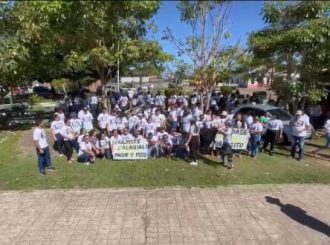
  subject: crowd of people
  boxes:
[32,88,330,176]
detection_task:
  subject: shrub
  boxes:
[220,85,235,95]
[28,95,45,105]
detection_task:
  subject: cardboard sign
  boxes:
[112,139,148,160]
[214,128,249,150]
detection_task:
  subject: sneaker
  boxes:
[47,167,56,171]
[59,154,63,157]
[40,171,46,176]
[68,160,72,164]
[85,162,90,166]
[190,161,198,166]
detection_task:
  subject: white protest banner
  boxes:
[214,128,249,150]
[112,139,148,160]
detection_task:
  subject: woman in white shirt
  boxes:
[249,116,264,159]
[95,132,111,159]
[78,135,95,164]
[61,119,74,163]
[185,119,200,166]
[51,114,65,156]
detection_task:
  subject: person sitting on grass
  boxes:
[159,134,173,159]
[77,134,95,165]
[89,130,101,158]
[95,132,111,160]
[147,132,159,159]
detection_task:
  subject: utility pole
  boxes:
[117,42,120,93]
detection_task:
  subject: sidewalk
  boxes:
[0,185,329,244]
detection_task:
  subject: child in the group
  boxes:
[89,130,101,158]
[218,120,234,169]
[77,134,95,165]
[95,132,111,159]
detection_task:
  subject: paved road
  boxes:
[0,185,329,245]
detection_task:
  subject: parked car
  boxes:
[232,104,313,144]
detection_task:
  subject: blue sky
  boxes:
[148,1,266,66]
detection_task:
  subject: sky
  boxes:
[148,0,266,68]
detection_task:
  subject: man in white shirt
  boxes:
[263,115,283,155]
[289,110,311,161]
[51,113,65,156]
[168,105,179,130]
[181,109,193,133]
[89,93,98,118]
[145,117,157,137]
[97,108,110,133]
[79,107,94,133]
[33,120,55,176]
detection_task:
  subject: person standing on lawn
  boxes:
[185,119,200,166]
[219,120,234,169]
[263,115,283,155]
[33,120,55,176]
[249,116,263,159]
[51,113,65,156]
[289,110,311,161]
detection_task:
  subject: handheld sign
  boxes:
[112,139,148,160]
[214,128,249,150]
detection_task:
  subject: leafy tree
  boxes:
[0,1,170,107]
[249,1,330,112]
[164,0,243,111]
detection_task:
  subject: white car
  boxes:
[232,104,313,144]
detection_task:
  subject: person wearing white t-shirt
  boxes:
[97,108,110,133]
[79,107,94,132]
[107,112,118,133]
[136,114,147,133]
[109,130,122,156]
[33,120,54,175]
[263,115,283,155]
[144,117,157,137]
[78,135,95,164]
[128,114,139,131]
[61,119,75,163]
[289,110,311,161]
[168,105,179,130]
[121,127,134,142]
[116,114,128,132]
[51,114,65,156]
[152,110,166,128]
[181,110,193,133]
[249,117,263,159]
[218,120,233,169]
[95,132,111,159]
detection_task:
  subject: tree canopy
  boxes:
[248,1,330,110]
[0,1,171,91]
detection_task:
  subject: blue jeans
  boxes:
[36,147,52,173]
[291,136,305,159]
[77,153,91,163]
[250,135,261,157]
[104,149,111,159]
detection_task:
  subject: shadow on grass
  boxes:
[198,154,227,168]
[265,196,330,237]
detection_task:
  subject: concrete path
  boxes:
[0,185,329,245]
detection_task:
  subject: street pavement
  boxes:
[0,184,329,245]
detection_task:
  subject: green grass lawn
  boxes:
[0,131,330,190]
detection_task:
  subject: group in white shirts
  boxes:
[35,96,328,175]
